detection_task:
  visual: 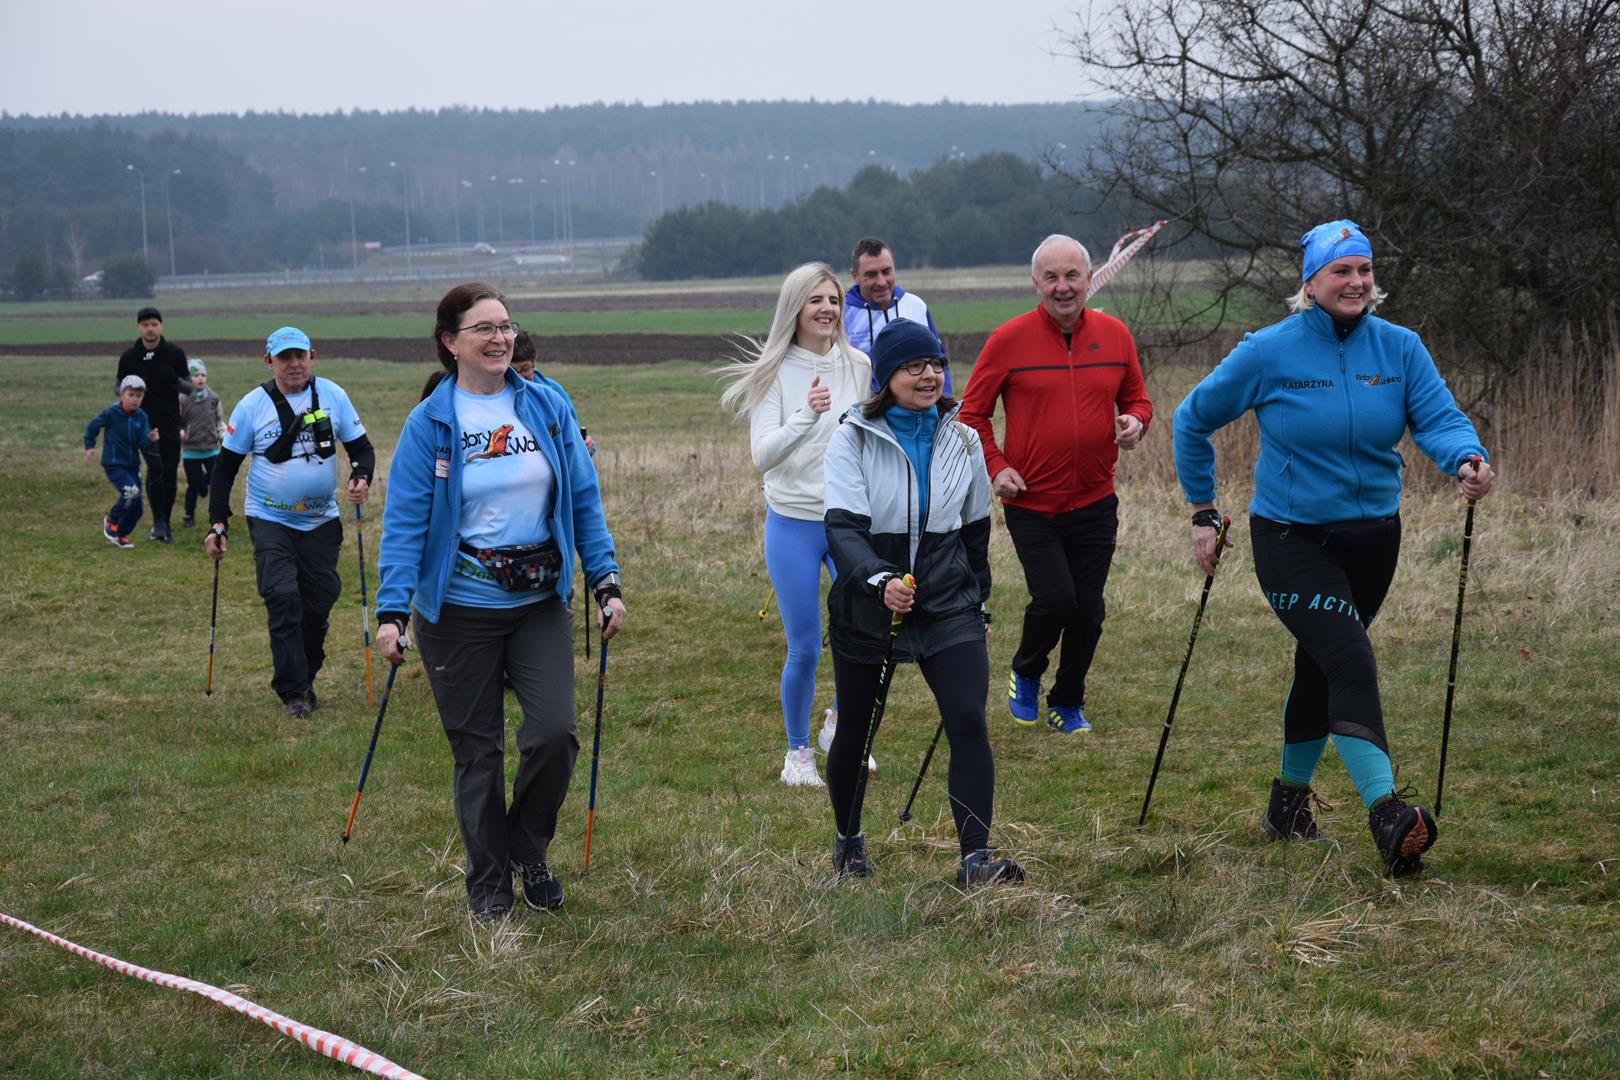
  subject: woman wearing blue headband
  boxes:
[1171,219,1497,877]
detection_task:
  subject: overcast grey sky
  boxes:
[2,1,1088,116]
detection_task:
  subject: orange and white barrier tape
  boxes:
[1088,220,1166,298]
[1,909,428,1080]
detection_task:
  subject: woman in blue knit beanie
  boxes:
[1171,219,1497,877]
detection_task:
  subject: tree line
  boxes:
[635,153,1146,279]
[0,102,1102,294]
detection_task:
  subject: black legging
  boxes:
[183,456,216,519]
[827,639,994,856]
[1249,514,1401,753]
[142,429,181,526]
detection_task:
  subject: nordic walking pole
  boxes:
[1139,517,1230,827]
[582,606,610,874]
[341,661,400,844]
[757,586,775,621]
[205,559,220,695]
[899,718,944,823]
[354,504,373,703]
[1435,456,1482,818]
[849,574,914,830]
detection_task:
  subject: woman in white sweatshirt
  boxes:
[720,262,871,786]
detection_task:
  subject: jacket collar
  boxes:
[1300,303,1368,342]
[1035,303,1088,339]
[842,400,960,439]
[843,283,909,313]
[422,366,531,423]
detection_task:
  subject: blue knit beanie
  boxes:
[869,320,945,389]
[1300,220,1373,282]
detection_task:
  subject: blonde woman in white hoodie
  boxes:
[720,262,871,787]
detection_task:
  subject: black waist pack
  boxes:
[458,538,562,593]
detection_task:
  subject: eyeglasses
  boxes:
[457,320,520,339]
[899,358,947,376]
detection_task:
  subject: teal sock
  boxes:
[1279,737,1327,786]
[1332,734,1396,808]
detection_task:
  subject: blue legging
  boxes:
[764,508,836,749]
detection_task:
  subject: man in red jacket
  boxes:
[959,234,1152,733]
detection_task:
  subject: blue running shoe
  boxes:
[1007,670,1041,725]
[1047,704,1091,733]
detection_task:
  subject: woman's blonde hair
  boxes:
[717,262,858,416]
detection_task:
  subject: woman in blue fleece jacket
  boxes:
[374,282,623,923]
[1172,220,1496,877]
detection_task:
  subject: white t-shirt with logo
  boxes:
[223,377,365,529]
[443,384,557,609]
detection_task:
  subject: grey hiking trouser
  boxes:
[414,598,578,914]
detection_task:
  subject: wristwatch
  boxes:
[593,572,623,606]
[1191,509,1223,529]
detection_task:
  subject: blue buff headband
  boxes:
[1300,220,1373,282]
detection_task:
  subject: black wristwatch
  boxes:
[1191,509,1223,529]
[593,572,622,607]
[378,614,409,635]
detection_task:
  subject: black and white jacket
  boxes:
[822,403,992,662]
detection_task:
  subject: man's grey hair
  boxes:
[1031,234,1092,275]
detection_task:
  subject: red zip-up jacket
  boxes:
[958,304,1152,515]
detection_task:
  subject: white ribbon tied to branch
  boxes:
[1087,220,1165,299]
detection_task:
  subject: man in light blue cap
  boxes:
[203,327,377,717]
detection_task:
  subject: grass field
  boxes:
[1,351,1616,1078]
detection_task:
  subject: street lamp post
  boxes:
[511,177,532,243]
[163,168,180,277]
[349,164,366,272]
[456,179,472,247]
[126,165,148,264]
[388,161,413,270]
[490,175,503,242]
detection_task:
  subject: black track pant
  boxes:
[828,639,994,856]
[183,456,216,519]
[246,516,342,701]
[415,599,578,914]
[1004,495,1118,708]
[1249,515,1401,752]
[141,429,181,527]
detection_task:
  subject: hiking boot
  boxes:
[1262,777,1321,840]
[470,902,511,926]
[283,693,313,719]
[780,747,824,788]
[956,849,1026,887]
[1008,670,1041,725]
[817,711,876,772]
[1368,790,1437,877]
[516,860,564,910]
[833,833,871,879]
[1046,704,1091,733]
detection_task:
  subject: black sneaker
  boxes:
[1262,778,1323,840]
[833,833,871,879]
[956,848,1025,887]
[182,515,195,528]
[516,861,564,910]
[283,693,312,719]
[1368,790,1437,877]
[471,903,511,926]
[306,689,319,712]
[155,521,173,543]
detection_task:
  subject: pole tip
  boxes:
[898,811,911,823]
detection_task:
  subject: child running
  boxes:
[84,375,160,549]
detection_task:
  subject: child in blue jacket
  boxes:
[84,375,160,548]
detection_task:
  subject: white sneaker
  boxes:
[817,710,877,774]
[780,747,825,787]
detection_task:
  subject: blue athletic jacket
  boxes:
[84,403,153,469]
[375,368,618,625]
[1173,305,1488,524]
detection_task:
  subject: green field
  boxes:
[1,353,1615,1077]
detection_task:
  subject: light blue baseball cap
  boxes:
[265,326,312,356]
[1300,220,1373,282]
